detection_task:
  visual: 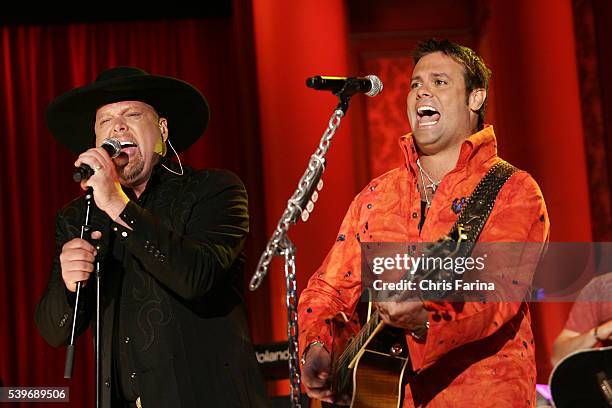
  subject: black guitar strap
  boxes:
[414,161,519,300]
[449,160,518,248]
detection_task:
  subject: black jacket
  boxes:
[35,161,269,407]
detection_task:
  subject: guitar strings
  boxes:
[335,310,381,369]
[333,311,382,389]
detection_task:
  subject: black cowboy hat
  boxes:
[45,66,209,154]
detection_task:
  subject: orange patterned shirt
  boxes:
[298,126,549,407]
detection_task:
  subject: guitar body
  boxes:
[349,347,409,408]
[312,310,409,408]
[549,346,612,408]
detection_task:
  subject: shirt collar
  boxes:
[399,124,498,175]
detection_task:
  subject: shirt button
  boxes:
[124,337,130,344]
[113,226,118,232]
[412,212,418,219]
[130,372,137,379]
[104,378,111,388]
[121,231,128,238]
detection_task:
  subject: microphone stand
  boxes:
[249,93,353,408]
[94,260,102,408]
[64,187,104,408]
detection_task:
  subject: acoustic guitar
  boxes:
[549,346,612,407]
[309,306,410,408]
[310,229,476,407]
[311,237,462,408]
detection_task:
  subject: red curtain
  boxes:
[0,15,267,407]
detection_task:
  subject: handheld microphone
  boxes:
[72,138,123,182]
[306,75,383,97]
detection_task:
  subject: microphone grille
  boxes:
[365,75,383,97]
[102,137,122,158]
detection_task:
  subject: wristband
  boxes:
[594,326,602,342]
[301,340,326,366]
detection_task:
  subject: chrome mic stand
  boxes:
[64,187,104,408]
[249,75,382,408]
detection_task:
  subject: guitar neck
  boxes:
[334,309,384,374]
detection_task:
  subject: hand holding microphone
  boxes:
[73,138,131,221]
[72,138,123,182]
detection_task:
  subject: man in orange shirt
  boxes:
[298,39,549,407]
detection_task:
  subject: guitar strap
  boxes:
[448,160,518,248]
[412,160,519,300]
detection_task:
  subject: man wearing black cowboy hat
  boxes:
[35,67,269,407]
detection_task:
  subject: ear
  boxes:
[158,118,168,142]
[468,88,486,112]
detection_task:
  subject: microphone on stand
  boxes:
[306,75,383,97]
[72,138,123,182]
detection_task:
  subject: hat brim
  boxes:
[46,74,209,154]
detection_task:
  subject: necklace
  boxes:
[416,158,441,207]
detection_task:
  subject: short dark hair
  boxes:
[412,38,492,130]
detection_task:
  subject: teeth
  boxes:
[417,105,439,126]
[120,142,137,148]
[417,105,437,113]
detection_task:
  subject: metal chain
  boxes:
[248,108,345,408]
[249,108,345,291]
[282,241,301,408]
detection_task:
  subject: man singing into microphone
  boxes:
[298,39,549,407]
[35,67,268,407]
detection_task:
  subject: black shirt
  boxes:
[35,160,269,407]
